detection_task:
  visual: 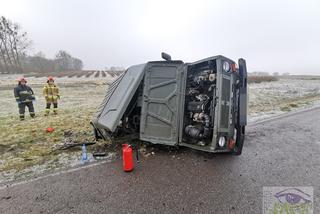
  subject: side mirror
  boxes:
[161,52,172,61]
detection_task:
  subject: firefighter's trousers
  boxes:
[45,102,58,115]
[18,102,35,120]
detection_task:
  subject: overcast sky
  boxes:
[1,0,319,74]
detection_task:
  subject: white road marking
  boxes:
[0,160,108,191]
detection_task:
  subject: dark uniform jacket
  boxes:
[14,85,35,103]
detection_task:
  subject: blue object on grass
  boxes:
[82,144,87,162]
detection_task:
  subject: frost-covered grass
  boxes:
[0,77,116,183]
[249,77,320,121]
[0,104,115,183]
[0,75,320,183]
[0,107,94,171]
[0,79,110,117]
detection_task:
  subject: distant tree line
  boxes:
[0,16,83,74]
[22,50,83,73]
[250,71,290,76]
[247,71,292,84]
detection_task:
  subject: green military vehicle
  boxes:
[91,53,247,155]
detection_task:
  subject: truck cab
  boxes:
[91,54,247,155]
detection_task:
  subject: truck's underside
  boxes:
[91,55,247,154]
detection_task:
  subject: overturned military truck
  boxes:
[91,53,247,155]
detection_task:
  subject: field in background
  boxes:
[247,74,320,84]
[247,75,278,84]
[249,76,320,121]
[23,70,124,78]
[0,74,320,183]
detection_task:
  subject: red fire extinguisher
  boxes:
[122,144,134,172]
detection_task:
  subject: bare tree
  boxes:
[0,17,84,74]
[0,16,31,73]
[73,58,83,70]
[55,50,83,71]
[55,50,72,71]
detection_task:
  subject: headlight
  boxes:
[218,136,226,147]
[223,61,230,72]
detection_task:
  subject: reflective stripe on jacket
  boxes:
[43,83,59,101]
[14,85,35,102]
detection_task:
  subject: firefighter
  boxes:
[43,76,60,115]
[14,77,36,120]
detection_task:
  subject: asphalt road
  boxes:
[1,107,320,214]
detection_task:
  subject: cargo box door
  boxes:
[140,62,183,145]
[92,64,146,133]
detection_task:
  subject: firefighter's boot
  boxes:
[45,103,51,116]
[19,114,25,121]
[53,103,58,115]
[44,108,50,116]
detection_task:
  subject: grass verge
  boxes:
[0,107,106,173]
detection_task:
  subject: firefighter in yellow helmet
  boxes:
[43,76,60,115]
